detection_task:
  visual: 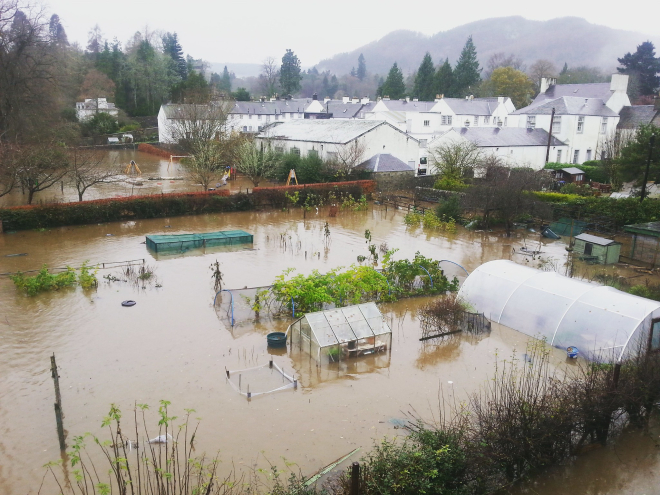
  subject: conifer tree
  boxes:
[357,53,366,81]
[162,32,187,80]
[413,52,435,100]
[280,49,302,95]
[220,66,232,92]
[435,58,454,97]
[452,36,481,97]
[618,41,660,96]
[378,62,406,99]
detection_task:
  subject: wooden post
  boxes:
[50,354,62,410]
[350,462,360,495]
[54,403,66,451]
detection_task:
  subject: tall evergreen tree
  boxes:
[357,53,366,81]
[618,41,660,96]
[48,14,68,46]
[378,62,406,99]
[413,52,435,100]
[435,58,454,97]
[220,66,232,92]
[452,36,481,97]
[560,62,568,75]
[162,32,187,80]
[280,49,302,95]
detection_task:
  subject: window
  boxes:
[441,115,452,125]
[327,151,338,161]
[242,126,247,132]
[275,146,284,153]
[586,149,592,161]
[573,150,580,164]
[556,150,562,163]
[464,119,470,127]
[474,116,479,126]
[552,116,561,134]
[504,117,508,127]
[419,139,427,148]
[650,319,660,351]
[258,114,262,120]
[484,116,490,125]
[420,157,428,165]
[601,117,608,134]
[249,114,253,119]
[309,149,318,158]
[584,243,593,256]
[423,120,430,127]
[496,118,503,128]
[577,116,584,133]
[526,116,536,129]
[292,147,300,156]
[258,126,263,132]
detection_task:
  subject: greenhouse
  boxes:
[457,260,660,362]
[287,302,392,364]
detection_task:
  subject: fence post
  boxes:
[51,354,65,450]
[50,354,62,412]
[54,403,66,451]
[350,461,360,495]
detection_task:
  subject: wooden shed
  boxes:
[623,221,660,267]
[573,233,621,264]
[552,167,585,185]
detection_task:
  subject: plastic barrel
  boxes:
[566,346,579,359]
[267,332,287,348]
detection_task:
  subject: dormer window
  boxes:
[526,116,536,129]
[577,116,584,133]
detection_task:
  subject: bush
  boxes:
[433,175,468,192]
[119,123,140,132]
[252,181,376,208]
[82,113,119,136]
[436,195,462,220]
[0,190,252,231]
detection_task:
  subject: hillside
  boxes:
[316,16,660,76]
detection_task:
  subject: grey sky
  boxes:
[47,0,658,67]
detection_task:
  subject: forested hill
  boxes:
[317,16,660,75]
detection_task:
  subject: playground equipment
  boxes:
[124,160,141,176]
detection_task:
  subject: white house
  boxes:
[512,74,631,164]
[255,119,422,172]
[429,127,568,171]
[75,97,118,122]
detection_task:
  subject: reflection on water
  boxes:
[0,206,658,494]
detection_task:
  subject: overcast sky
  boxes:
[46,0,659,67]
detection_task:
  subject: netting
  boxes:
[225,361,296,399]
[214,287,291,328]
[146,230,253,253]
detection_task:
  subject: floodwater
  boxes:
[0,205,659,494]
[0,149,254,207]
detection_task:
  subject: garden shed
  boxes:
[287,302,392,364]
[623,221,660,267]
[573,233,621,264]
[457,260,660,362]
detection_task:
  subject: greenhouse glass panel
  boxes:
[324,309,357,343]
[343,306,374,339]
[306,312,337,347]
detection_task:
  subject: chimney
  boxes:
[383,96,390,101]
[497,96,504,104]
[539,78,550,94]
[413,98,419,102]
[342,96,350,103]
[361,96,370,104]
[584,98,589,105]
[324,96,330,103]
[610,73,629,93]
[405,96,410,103]
[377,96,382,101]
[352,96,359,104]
[312,92,318,100]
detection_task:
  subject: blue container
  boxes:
[267,332,287,348]
[567,346,579,359]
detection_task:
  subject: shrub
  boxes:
[433,174,468,192]
[252,181,376,208]
[0,190,251,231]
[435,195,463,220]
[10,265,78,295]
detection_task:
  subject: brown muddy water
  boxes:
[0,205,659,494]
[0,149,255,207]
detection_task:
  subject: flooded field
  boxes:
[0,149,254,207]
[1,205,659,494]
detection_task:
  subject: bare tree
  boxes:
[429,140,483,177]
[528,59,558,90]
[14,142,69,204]
[236,141,280,187]
[597,132,632,191]
[330,138,366,176]
[68,147,120,201]
[484,52,525,79]
[0,142,17,197]
[258,57,279,97]
[0,0,59,141]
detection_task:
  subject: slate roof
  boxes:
[575,233,618,246]
[323,101,365,118]
[534,83,613,104]
[257,119,405,144]
[618,105,659,129]
[356,154,414,172]
[231,99,312,115]
[559,167,585,175]
[513,97,618,117]
[441,97,500,115]
[445,127,565,147]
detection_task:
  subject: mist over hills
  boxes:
[316,16,660,76]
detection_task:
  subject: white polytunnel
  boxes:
[457,260,660,362]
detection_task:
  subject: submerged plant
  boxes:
[11,265,84,296]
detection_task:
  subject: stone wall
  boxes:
[370,171,416,192]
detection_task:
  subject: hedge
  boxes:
[544,162,609,183]
[252,180,377,207]
[0,190,255,231]
[533,192,660,228]
[137,143,177,159]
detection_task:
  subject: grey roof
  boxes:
[441,97,500,115]
[448,127,565,147]
[257,119,406,144]
[322,101,365,118]
[375,100,438,112]
[231,99,312,115]
[618,106,659,129]
[534,83,613,104]
[624,221,660,235]
[575,233,619,246]
[513,96,618,117]
[356,154,414,172]
[559,167,585,175]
